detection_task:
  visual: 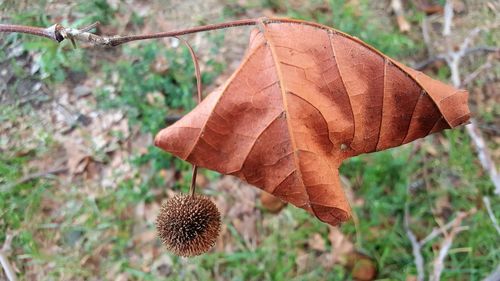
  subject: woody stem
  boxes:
[189,166,198,197]
[0,19,260,46]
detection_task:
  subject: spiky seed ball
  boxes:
[156,194,221,257]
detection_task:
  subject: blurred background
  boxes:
[0,0,499,280]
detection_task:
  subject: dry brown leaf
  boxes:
[434,194,451,213]
[308,233,326,252]
[295,250,311,273]
[415,1,444,14]
[328,226,354,265]
[64,140,90,175]
[406,275,418,281]
[155,19,470,226]
[215,224,231,253]
[214,176,260,249]
[133,229,157,246]
[233,215,258,249]
[351,256,377,281]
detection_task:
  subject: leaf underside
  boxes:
[155,19,470,226]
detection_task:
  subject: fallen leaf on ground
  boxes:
[64,140,90,175]
[329,226,354,265]
[351,256,377,281]
[308,233,326,252]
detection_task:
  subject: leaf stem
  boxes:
[176,37,203,198]
[189,166,198,198]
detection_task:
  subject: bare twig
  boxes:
[437,6,500,194]
[404,199,425,281]
[0,251,16,281]
[421,16,434,56]
[430,212,471,281]
[0,166,68,193]
[0,23,63,42]
[0,232,17,281]
[446,26,482,86]
[405,178,476,281]
[465,121,500,194]
[1,19,259,47]
[442,0,454,36]
[460,59,493,88]
[483,196,500,235]
[483,265,500,281]
[420,217,463,246]
[463,46,500,56]
[411,5,500,280]
[391,0,411,32]
[78,21,100,33]
[413,54,447,70]
[413,47,498,71]
[416,17,499,70]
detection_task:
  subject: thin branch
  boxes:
[413,54,446,70]
[463,46,500,56]
[391,0,411,32]
[413,46,498,70]
[421,16,433,56]
[405,176,476,281]
[0,232,17,281]
[460,59,493,88]
[113,19,258,46]
[442,0,454,36]
[420,217,462,246]
[483,265,500,281]
[447,25,500,194]
[417,6,500,279]
[483,196,500,235]
[435,6,500,194]
[0,166,68,193]
[0,251,16,281]
[0,23,63,42]
[78,22,100,33]
[430,212,470,281]
[404,199,425,281]
[465,121,500,194]
[1,19,259,47]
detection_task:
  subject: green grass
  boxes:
[1,1,499,280]
[340,132,500,280]
[95,39,225,193]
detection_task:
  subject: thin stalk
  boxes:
[1,19,260,46]
[176,37,203,198]
[1,18,331,47]
[112,18,258,46]
[189,166,198,198]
